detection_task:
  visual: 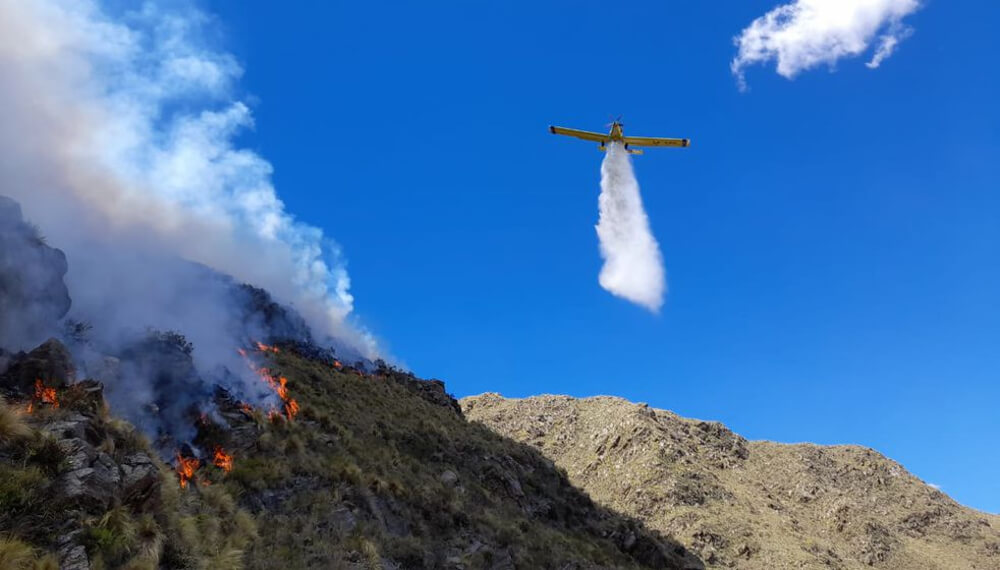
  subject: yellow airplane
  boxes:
[549,119,690,155]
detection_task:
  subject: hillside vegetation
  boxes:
[0,339,704,569]
[462,393,1000,570]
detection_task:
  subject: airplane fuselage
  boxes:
[607,122,625,142]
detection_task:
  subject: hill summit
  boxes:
[462,393,1000,569]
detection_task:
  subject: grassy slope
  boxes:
[3,347,706,569]
[0,393,256,570]
[219,351,699,569]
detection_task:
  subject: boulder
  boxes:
[3,338,75,394]
[120,452,161,511]
[55,437,120,511]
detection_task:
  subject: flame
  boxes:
[255,342,280,354]
[254,368,285,399]
[284,398,300,420]
[175,453,200,489]
[239,402,253,415]
[28,380,59,411]
[332,360,343,369]
[236,346,300,421]
[213,446,234,472]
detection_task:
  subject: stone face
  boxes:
[120,452,161,512]
[59,544,90,570]
[55,438,120,511]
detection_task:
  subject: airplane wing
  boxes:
[623,136,690,148]
[549,126,609,143]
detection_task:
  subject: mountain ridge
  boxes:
[462,393,1000,569]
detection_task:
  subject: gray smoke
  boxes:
[0,197,71,348]
[0,1,374,445]
[596,143,666,312]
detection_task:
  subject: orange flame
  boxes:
[213,446,234,472]
[175,453,200,489]
[237,347,299,421]
[255,342,280,354]
[284,398,300,420]
[332,360,343,369]
[30,380,59,411]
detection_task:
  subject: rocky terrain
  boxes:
[462,394,1000,570]
[0,341,709,569]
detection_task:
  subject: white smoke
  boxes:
[0,1,376,356]
[596,143,666,312]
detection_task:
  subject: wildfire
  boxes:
[175,453,200,489]
[26,379,59,413]
[260,369,288,400]
[255,342,280,354]
[236,345,300,421]
[332,360,343,369]
[284,398,300,420]
[213,446,234,472]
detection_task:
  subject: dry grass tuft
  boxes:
[0,398,32,445]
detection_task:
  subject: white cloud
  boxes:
[732,0,921,89]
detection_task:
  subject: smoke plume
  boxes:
[596,143,666,312]
[0,1,376,446]
[0,1,372,351]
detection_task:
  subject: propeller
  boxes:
[606,115,624,128]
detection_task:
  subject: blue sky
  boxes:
[202,1,998,512]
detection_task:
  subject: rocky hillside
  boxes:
[0,340,709,569]
[462,394,1000,570]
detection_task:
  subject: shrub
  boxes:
[0,465,45,514]
[0,537,35,569]
[0,398,32,445]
